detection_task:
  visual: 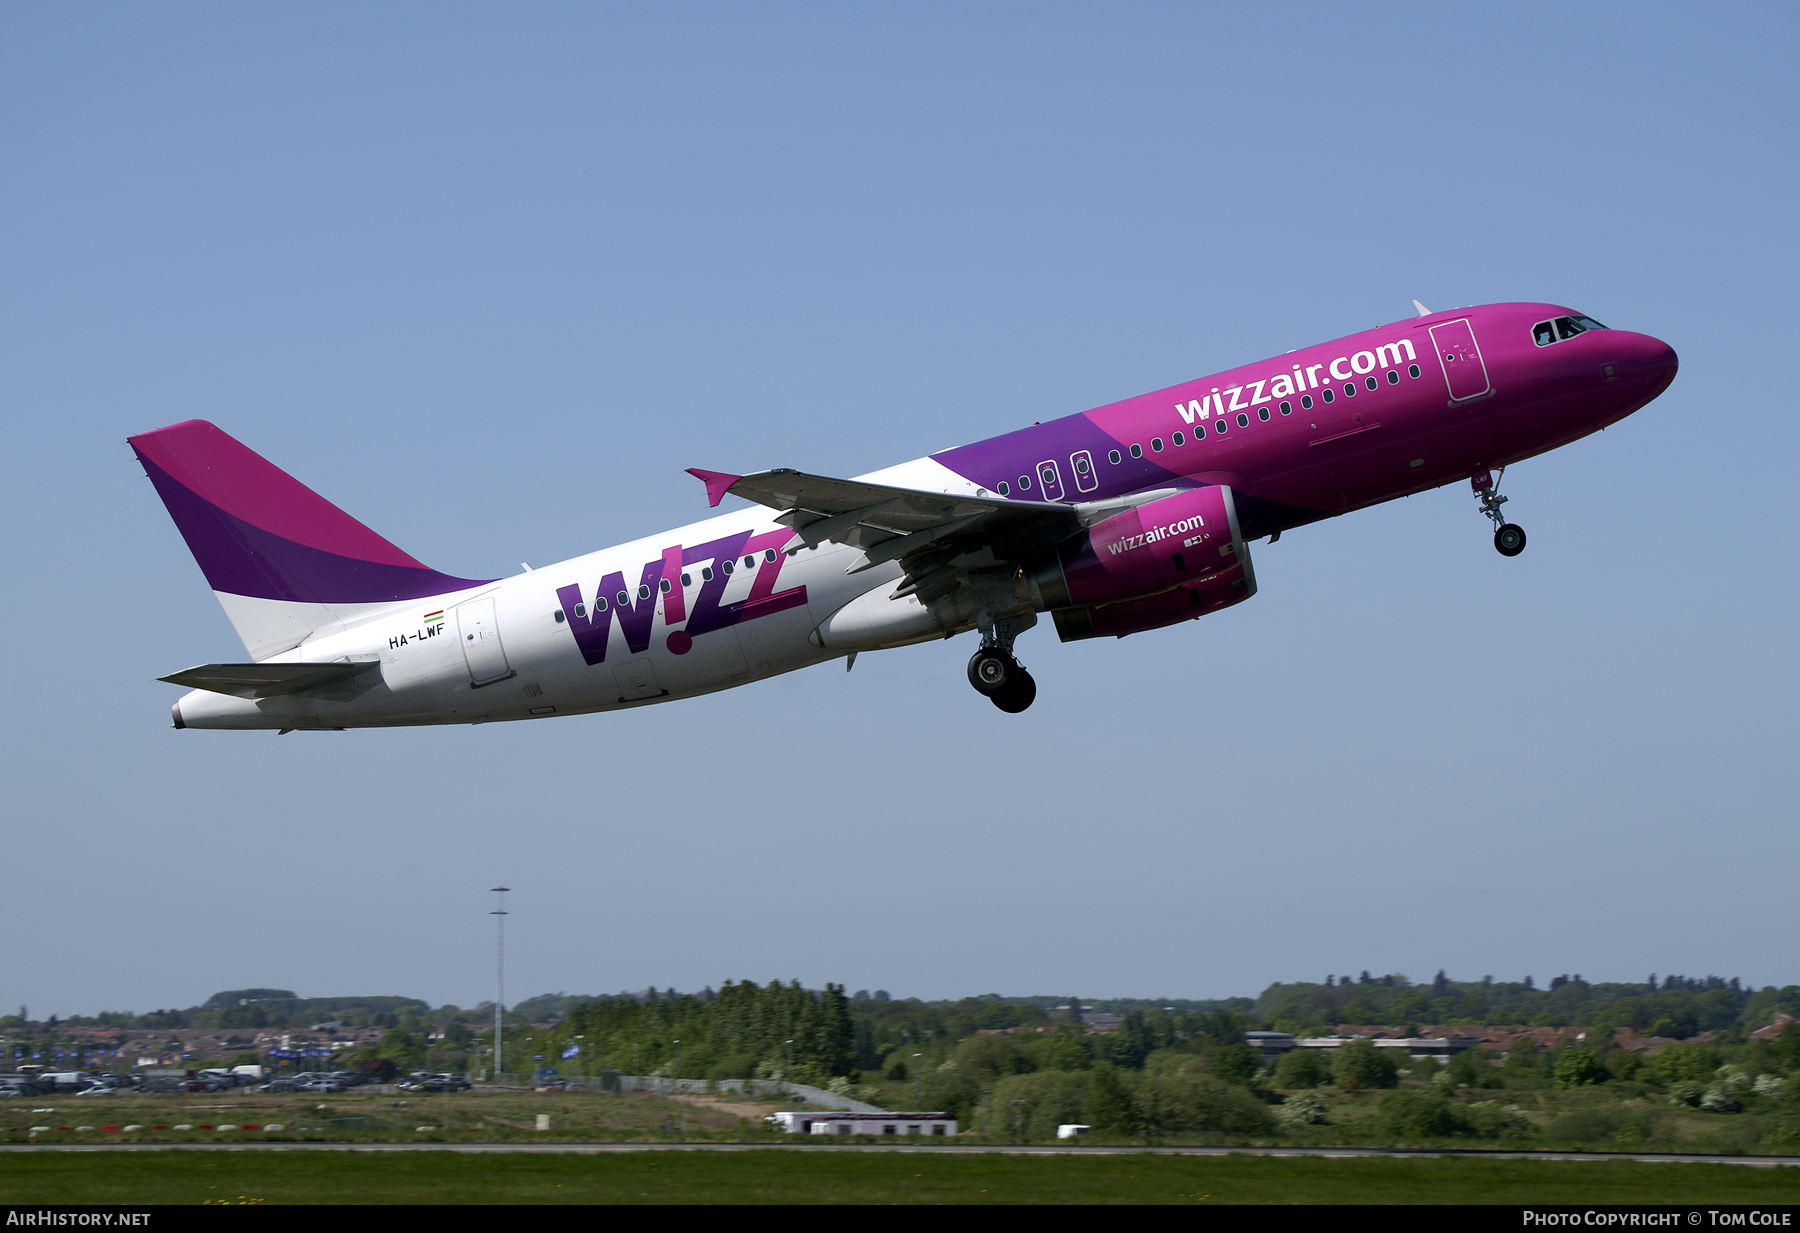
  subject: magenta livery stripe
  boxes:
[131,421,424,565]
[128,420,490,605]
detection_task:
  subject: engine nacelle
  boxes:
[1026,485,1246,605]
[1050,557,1253,640]
[1026,485,1256,641]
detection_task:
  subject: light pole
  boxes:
[490,886,509,1082]
[912,1052,922,1112]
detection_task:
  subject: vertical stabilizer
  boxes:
[129,420,490,659]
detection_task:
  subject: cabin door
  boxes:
[1428,319,1493,403]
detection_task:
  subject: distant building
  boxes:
[1244,1031,1483,1065]
[769,1111,956,1137]
[1751,1013,1796,1043]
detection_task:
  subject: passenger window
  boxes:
[615,590,629,606]
[1322,388,1334,403]
[744,556,755,569]
[1408,363,1421,378]
[1556,316,1585,341]
[1387,370,1399,384]
[1533,320,1556,347]
[1151,437,1163,452]
[1301,394,1313,409]
[681,573,691,587]
[1129,443,1143,458]
[1236,412,1248,427]
[1258,407,1270,422]
[997,480,1010,495]
[764,549,777,562]
[573,604,586,618]
[1343,382,1356,397]
[1215,418,1227,434]
[1108,449,1121,464]
[700,567,713,582]
[721,560,733,576]
[659,579,671,593]
[554,609,566,623]
[637,584,652,599]
[1365,376,1377,391]
[1280,400,1292,415]
[1019,475,1031,490]
[1074,453,1091,474]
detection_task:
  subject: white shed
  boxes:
[767,1111,957,1137]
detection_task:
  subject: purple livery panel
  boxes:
[931,304,1676,529]
[129,420,490,605]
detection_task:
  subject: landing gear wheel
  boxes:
[991,667,1037,713]
[968,648,1017,697]
[1494,523,1527,557]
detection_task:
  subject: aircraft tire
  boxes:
[1494,523,1527,557]
[968,649,1016,696]
[991,669,1037,713]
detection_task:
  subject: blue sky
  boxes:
[3,3,1796,1017]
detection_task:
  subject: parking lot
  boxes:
[1,1073,794,1143]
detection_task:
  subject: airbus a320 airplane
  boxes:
[134,302,1676,728]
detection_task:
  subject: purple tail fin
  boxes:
[130,420,489,606]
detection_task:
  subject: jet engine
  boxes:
[1025,485,1257,641]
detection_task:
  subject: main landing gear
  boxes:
[967,616,1036,713]
[1473,468,1526,558]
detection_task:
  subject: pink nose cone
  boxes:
[1636,333,1678,384]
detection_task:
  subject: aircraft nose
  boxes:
[1633,333,1678,384]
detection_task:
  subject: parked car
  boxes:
[257,1079,300,1093]
[422,1076,471,1093]
[296,1079,345,1093]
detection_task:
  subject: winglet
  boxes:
[1412,299,1432,318]
[686,468,743,508]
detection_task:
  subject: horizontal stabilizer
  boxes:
[158,660,380,700]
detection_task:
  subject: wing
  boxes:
[688,467,1176,602]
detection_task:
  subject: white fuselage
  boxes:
[174,458,980,730]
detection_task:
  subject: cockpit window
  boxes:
[1535,314,1609,347]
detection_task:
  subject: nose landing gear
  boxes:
[967,616,1037,713]
[1473,469,1526,557]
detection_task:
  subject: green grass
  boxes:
[2,1150,1799,1204]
